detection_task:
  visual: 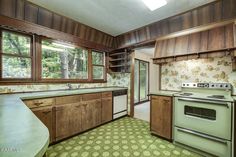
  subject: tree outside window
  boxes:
[92,51,105,79]
[41,40,88,79]
[1,31,32,79]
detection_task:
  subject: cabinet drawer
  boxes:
[82,93,101,101]
[55,95,82,105]
[24,98,54,109]
[102,92,112,98]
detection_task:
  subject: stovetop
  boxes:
[174,83,234,102]
[174,92,234,102]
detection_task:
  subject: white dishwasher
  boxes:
[113,90,128,119]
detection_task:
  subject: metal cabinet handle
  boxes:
[176,127,228,144]
[178,98,229,108]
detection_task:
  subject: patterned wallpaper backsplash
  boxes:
[0,73,130,94]
[161,56,236,95]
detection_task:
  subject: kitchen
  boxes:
[0,0,235,157]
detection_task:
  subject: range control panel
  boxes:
[182,83,231,90]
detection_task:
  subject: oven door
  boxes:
[174,97,232,140]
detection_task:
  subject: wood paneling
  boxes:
[114,0,236,49]
[154,24,235,62]
[150,95,172,140]
[38,8,53,28]
[0,0,114,51]
[24,2,38,23]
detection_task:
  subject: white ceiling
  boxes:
[28,0,216,36]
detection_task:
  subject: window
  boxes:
[92,51,105,79]
[1,31,32,79]
[41,40,88,79]
[0,29,107,83]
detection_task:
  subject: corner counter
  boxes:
[149,90,180,97]
[0,87,127,157]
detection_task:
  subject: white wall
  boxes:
[134,50,159,93]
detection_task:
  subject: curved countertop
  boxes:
[0,87,127,157]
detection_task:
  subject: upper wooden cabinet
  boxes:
[154,23,235,61]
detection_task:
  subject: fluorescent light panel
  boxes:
[142,0,167,11]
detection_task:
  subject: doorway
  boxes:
[134,59,149,104]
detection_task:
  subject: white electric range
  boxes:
[174,83,234,157]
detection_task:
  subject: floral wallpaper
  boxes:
[0,73,130,94]
[161,56,236,95]
[0,73,131,112]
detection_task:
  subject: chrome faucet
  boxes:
[66,83,73,90]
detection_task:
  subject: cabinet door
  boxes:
[70,103,82,135]
[81,100,102,131]
[151,96,172,140]
[101,98,113,123]
[55,104,71,141]
[81,102,92,131]
[32,106,54,143]
[91,99,102,127]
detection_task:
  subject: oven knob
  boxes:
[220,85,223,88]
[183,84,185,86]
[211,84,214,87]
[225,85,228,88]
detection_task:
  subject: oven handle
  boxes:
[176,127,228,145]
[178,98,229,108]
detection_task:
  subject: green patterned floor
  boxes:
[46,117,202,157]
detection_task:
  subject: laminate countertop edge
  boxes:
[0,87,128,157]
[149,91,180,97]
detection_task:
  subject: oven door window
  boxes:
[184,106,216,120]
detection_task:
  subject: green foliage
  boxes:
[42,40,88,79]
[2,31,31,78]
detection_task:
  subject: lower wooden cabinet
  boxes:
[150,95,173,140]
[55,104,72,141]
[70,103,82,135]
[31,106,54,142]
[24,91,116,143]
[81,99,102,131]
[101,97,113,123]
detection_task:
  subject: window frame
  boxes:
[0,29,107,84]
[91,51,106,81]
[39,37,90,82]
[0,28,34,83]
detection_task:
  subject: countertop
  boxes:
[0,87,127,157]
[149,90,180,97]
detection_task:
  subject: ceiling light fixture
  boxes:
[142,0,167,11]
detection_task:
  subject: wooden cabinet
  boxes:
[31,106,54,142]
[101,92,113,123]
[24,91,114,142]
[23,98,55,143]
[70,103,82,135]
[150,95,172,140]
[55,104,71,141]
[81,99,102,131]
[24,98,54,109]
